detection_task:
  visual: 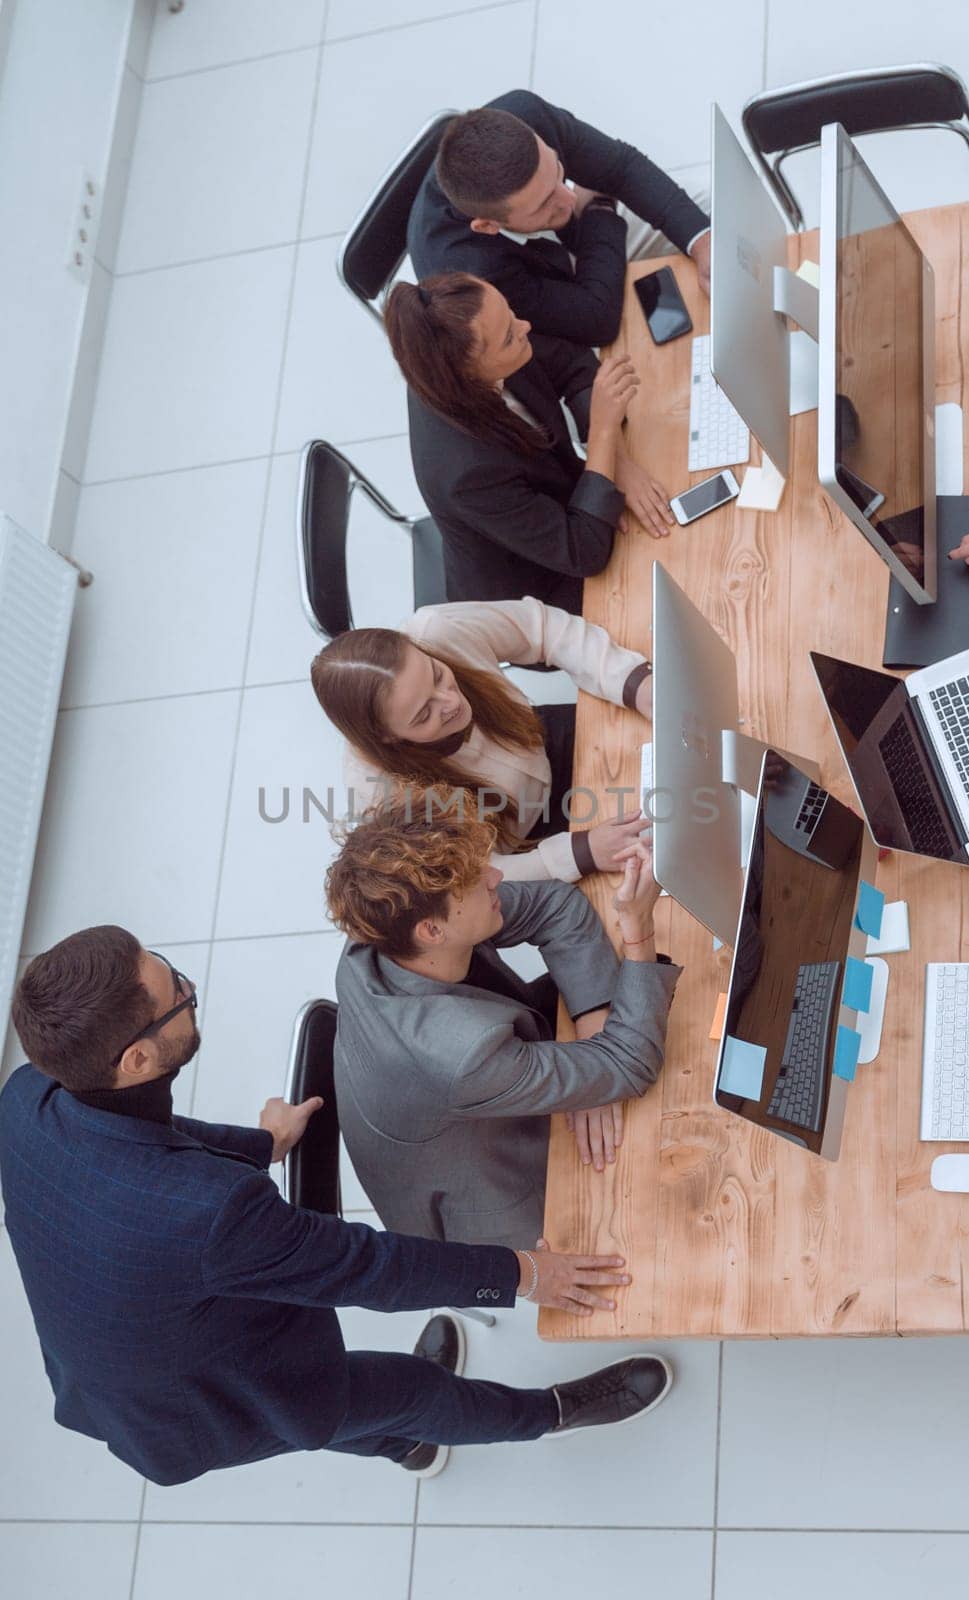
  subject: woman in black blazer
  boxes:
[385,274,672,614]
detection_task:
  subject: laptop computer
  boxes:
[811,647,969,865]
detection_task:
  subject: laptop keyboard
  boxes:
[766,960,841,1134]
[877,715,954,857]
[795,782,825,837]
[927,677,969,801]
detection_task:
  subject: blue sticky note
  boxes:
[854,880,885,937]
[833,1024,861,1082]
[843,955,874,1014]
[720,1035,767,1100]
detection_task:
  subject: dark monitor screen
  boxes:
[833,135,927,588]
[716,754,864,1157]
[812,651,969,864]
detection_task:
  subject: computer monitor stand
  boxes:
[741,269,820,507]
[857,956,890,1064]
[883,490,969,669]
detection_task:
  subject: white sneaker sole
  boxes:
[548,1353,675,1438]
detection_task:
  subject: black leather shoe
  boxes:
[551,1355,673,1435]
[411,1312,466,1377]
[398,1314,468,1478]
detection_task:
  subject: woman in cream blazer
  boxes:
[311,595,652,880]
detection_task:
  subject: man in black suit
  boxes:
[408,89,710,347]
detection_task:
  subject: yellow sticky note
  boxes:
[709,992,728,1042]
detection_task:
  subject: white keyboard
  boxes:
[688,335,750,473]
[921,962,969,1140]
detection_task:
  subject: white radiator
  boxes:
[0,515,77,1037]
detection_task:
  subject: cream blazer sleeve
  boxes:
[405,596,648,705]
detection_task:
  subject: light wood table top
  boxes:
[539,203,969,1342]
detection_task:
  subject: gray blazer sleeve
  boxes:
[448,956,681,1119]
[492,880,619,1017]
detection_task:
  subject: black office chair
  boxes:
[742,62,969,231]
[337,109,458,323]
[282,1000,495,1326]
[297,440,447,639]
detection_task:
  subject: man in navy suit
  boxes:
[0,925,674,1486]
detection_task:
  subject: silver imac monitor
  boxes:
[817,120,937,605]
[650,565,822,946]
[651,563,742,946]
[710,104,813,479]
[714,750,877,1162]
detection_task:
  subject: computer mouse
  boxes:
[930,1154,969,1192]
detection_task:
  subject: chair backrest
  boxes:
[297,439,421,640]
[297,441,354,639]
[337,109,457,317]
[742,63,969,229]
[282,998,342,1216]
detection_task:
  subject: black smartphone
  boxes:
[634,266,692,344]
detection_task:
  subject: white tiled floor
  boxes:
[6,2,969,1597]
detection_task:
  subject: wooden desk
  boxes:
[539,204,969,1342]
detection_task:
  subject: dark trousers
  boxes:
[326,1351,557,1463]
[528,702,577,842]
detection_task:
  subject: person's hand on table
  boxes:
[615,450,674,539]
[566,1102,625,1170]
[949,533,969,567]
[589,354,640,436]
[585,811,645,870]
[259,1095,324,1163]
[689,229,711,296]
[514,1237,630,1315]
[612,832,662,941]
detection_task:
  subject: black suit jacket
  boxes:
[407,334,625,615]
[408,88,709,346]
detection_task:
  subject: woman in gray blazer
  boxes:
[326,800,680,1250]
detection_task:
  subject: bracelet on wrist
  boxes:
[622,933,655,947]
[518,1249,540,1301]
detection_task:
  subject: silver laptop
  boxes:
[811,647,969,864]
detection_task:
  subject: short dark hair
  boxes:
[12,925,153,1092]
[325,797,496,960]
[436,107,540,218]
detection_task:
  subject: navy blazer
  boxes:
[409,88,709,346]
[408,334,624,614]
[0,1065,518,1486]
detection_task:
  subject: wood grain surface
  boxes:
[539,204,969,1342]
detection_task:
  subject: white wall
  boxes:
[0,0,150,548]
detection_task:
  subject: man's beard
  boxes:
[158,1022,201,1079]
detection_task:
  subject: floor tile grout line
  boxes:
[143,40,321,87]
[126,1479,148,1600]
[59,679,311,714]
[324,0,530,50]
[528,0,540,87]
[6,1519,967,1532]
[187,22,330,980]
[710,1340,724,1600]
[113,234,344,282]
[142,0,527,86]
[78,433,406,493]
[407,1483,422,1600]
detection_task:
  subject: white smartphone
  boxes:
[670,469,740,526]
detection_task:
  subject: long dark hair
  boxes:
[384,274,551,456]
[311,627,545,852]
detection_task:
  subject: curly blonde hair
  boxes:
[325,791,497,958]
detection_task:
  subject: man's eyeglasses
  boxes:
[111,951,198,1068]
